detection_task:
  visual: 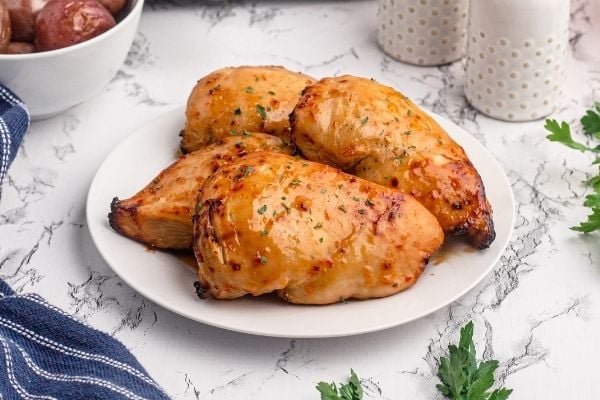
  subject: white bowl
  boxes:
[0,0,144,120]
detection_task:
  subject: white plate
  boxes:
[86,106,514,338]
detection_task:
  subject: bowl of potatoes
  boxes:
[0,0,143,119]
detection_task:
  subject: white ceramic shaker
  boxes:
[377,0,469,66]
[464,0,570,121]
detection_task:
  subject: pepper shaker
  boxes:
[464,0,570,121]
[377,0,469,66]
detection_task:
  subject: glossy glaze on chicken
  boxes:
[109,133,293,250]
[291,75,495,248]
[194,152,444,304]
[181,66,315,153]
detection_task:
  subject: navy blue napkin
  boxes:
[0,85,29,189]
[0,85,170,399]
[0,279,171,399]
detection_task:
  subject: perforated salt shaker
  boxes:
[377,0,469,66]
[464,0,570,121]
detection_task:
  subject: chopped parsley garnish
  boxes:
[319,237,324,243]
[208,84,221,95]
[234,108,241,115]
[239,165,254,176]
[268,91,276,95]
[314,222,323,229]
[257,205,267,214]
[360,116,369,125]
[289,179,303,187]
[407,109,413,116]
[260,255,268,264]
[256,104,267,120]
[260,229,269,237]
[358,209,366,214]
[365,199,375,208]
[245,86,254,94]
[338,205,347,213]
[404,130,412,135]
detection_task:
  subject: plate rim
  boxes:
[86,106,515,338]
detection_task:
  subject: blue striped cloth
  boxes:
[0,85,170,399]
[0,85,29,190]
[0,277,170,399]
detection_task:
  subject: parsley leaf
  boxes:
[544,119,590,152]
[545,104,600,233]
[436,321,512,400]
[316,369,363,400]
[581,102,600,140]
[257,205,267,215]
[571,206,600,232]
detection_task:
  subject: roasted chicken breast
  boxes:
[193,152,444,304]
[291,76,494,249]
[181,66,315,153]
[109,133,293,250]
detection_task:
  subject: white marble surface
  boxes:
[1,0,599,398]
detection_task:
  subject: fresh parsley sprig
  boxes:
[436,321,512,400]
[544,102,600,232]
[315,322,511,400]
[316,369,363,400]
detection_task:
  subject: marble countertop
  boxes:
[1,0,599,398]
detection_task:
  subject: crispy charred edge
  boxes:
[449,170,496,249]
[289,84,319,158]
[108,197,141,240]
[192,193,225,300]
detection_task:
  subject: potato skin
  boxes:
[5,41,35,53]
[0,1,11,52]
[194,152,444,304]
[291,75,495,249]
[4,0,44,42]
[35,0,115,52]
[181,66,315,153]
[96,0,126,15]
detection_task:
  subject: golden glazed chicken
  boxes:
[194,152,444,304]
[109,133,293,250]
[181,66,315,153]
[291,76,495,249]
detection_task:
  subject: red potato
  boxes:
[0,1,11,52]
[96,0,126,16]
[4,0,46,42]
[35,0,115,52]
[5,41,35,53]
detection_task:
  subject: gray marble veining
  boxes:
[1,0,598,398]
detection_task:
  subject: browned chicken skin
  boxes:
[181,66,315,153]
[109,133,293,250]
[291,76,495,249]
[193,152,444,304]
